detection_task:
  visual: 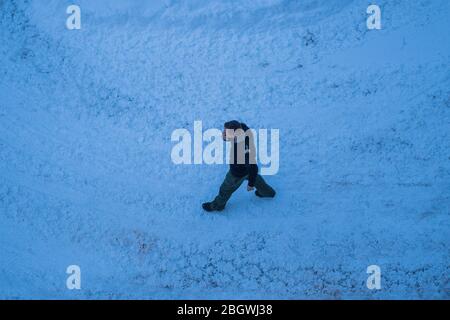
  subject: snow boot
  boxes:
[255,190,276,198]
[202,202,223,212]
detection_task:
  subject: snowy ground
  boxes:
[0,0,449,299]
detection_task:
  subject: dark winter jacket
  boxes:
[229,122,258,187]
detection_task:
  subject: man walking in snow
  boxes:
[202,120,276,212]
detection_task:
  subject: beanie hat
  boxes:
[224,120,242,130]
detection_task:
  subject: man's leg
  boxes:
[253,174,276,198]
[211,171,246,210]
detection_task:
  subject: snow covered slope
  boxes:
[0,0,449,299]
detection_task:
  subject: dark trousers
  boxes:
[211,171,276,210]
